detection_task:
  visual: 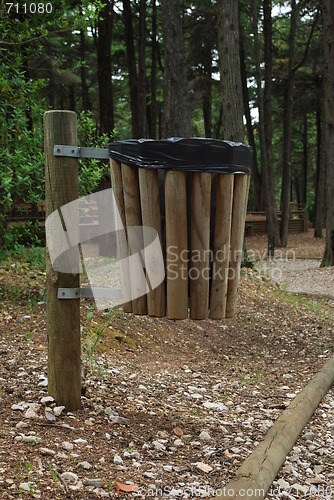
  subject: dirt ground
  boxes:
[0,231,334,498]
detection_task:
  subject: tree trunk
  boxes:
[97,0,114,135]
[137,0,147,137]
[280,0,297,247]
[254,0,274,256]
[123,0,139,137]
[149,0,157,139]
[217,0,244,142]
[69,85,75,112]
[202,43,212,138]
[161,0,192,137]
[80,26,91,111]
[322,0,334,265]
[217,0,250,310]
[301,113,308,206]
[263,0,281,247]
[314,106,326,237]
[240,16,262,211]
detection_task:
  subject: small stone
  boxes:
[83,478,104,488]
[113,454,123,465]
[196,462,213,473]
[77,461,92,470]
[11,403,26,411]
[162,465,173,472]
[69,480,84,491]
[291,484,308,495]
[40,447,55,456]
[303,431,316,441]
[314,465,325,474]
[16,421,29,430]
[40,396,54,404]
[19,482,36,492]
[277,478,290,490]
[60,472,78,484]
[174,439,184,447]
[105,406,117,417]
[190,441,201,447]
[62,441,74,451]
[53,406,65,416]
[110,415,128,425]
[153,440,166,451]
[23,435,42,443]
[190,393,203,399]
[173,427,184,437]
[45,408,56,422]
[203,401,229,412]
[144,472,156,479]
[38,379,48,387]
[199,431,211,442]
[73,438,87,444]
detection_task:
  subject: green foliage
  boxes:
[77,110,112,196]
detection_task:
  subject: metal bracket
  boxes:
[58,288,122,300]
[54,145,109,160]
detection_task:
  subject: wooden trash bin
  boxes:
[109,138,251,320]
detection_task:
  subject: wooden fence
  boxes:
[245,208,308,235]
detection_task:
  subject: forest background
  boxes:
[0,0,333,262]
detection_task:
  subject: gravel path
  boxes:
[254,258,334,302]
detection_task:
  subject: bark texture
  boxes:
[97,0,114,135]
[161,0,192,137]
[322,0,334,265]
[217,0,244,142]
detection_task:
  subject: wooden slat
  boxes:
[190,172,211,320]
[138,168,165,317]
[225,174,250,318]
[110,159,132,313]
[165,171,188,320]
[209,174,234,319]
[121,163,147,315]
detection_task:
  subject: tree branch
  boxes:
[292,9,320,73]
[0,28,72,46]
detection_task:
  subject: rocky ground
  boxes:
[0,231,334,499]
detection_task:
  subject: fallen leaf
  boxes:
[114,482,139,493]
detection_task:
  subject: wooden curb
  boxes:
[215,354,334,499]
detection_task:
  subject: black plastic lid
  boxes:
[109,138,252,174]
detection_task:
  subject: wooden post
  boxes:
[138,168,165,317]
[209,174,234,319]
[110,159,132,313]
[225,174,250,318]
[121,163,147,315]
[190,172,211,320]
[44,110,81,411]
[215,353,334,499]
[165,171,188,319]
